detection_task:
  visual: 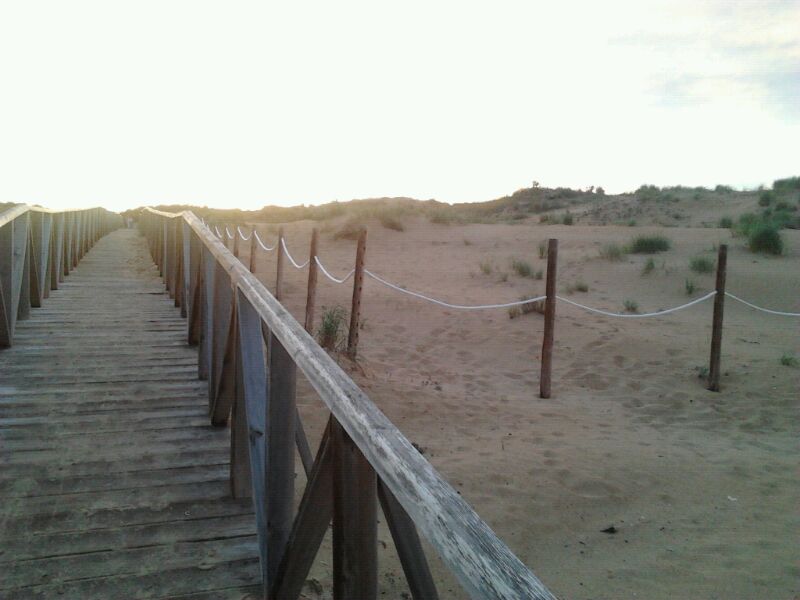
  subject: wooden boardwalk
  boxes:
[0,229,261,599]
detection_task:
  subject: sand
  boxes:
[236,214,798,599]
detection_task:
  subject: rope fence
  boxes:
[208,221,797,394]
[724,292,800,317]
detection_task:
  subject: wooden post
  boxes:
[275,227,285,301]
[539,238,558,399]
[708,244,727,392]
[248,226,257,273]
[304,228,319,333]
[332,418,377,600]
[347,228,367,358]
[232,225,240,258]
[267,333,297,582]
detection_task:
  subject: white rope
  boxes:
[315,256,355,284]
[224,227,235,240]
[364,269,547,310]
[725,292,800,317]
[281,237,309,269]
[253,231,276,251]
[556,291,717,318]
[237,226,252,241]
[214,225,223,238]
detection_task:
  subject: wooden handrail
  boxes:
[0,204,123,347]
[139,206,556,600]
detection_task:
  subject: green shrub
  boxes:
[715,184,733,193]
[600,243,626,261]
[479,260,493,275]
[511,258,534,277]
[566,280,588,293]
[317,306,348,350]
[685,279,696,295]
[748,223,783,255]
[758,190,774,206]
[379,214,404,231]
[773,176,800,193]
[735,212,760,237]
[538,242,548,259]
[630,235,671,254]
[641,257,655,275]
[334,218,365,241]
[718,216,733,229]
[689,256,714,274]
[562,212,574,225]
[623,299,639,313]
[780,353,798,367]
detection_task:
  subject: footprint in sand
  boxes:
[577,372,611,391]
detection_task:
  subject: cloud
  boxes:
[614,0,800,119]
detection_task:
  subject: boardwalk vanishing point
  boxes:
[1,229,261,598]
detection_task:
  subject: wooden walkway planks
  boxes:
[0,229,261,599]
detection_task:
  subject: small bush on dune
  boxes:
[718,216,733,229]
[317,306,348,350]
[685,279,696,295]
[758,191,774,206]
[630,235,671,253]
[780,353,798,367]
[748,223,783,255]
[479,260,493,275]
[690,256,715,274]
[600,243,626,261]
[538,242,548,259]
[333,217,365,241]
[511,258,534,277]
[561,212,574,225]
[623,299,639,313]
[566,280,588,294]
[641,257,655,275]
[379,214,404,231]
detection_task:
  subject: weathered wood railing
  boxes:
[139,207,556,600]
[0,205,122,347]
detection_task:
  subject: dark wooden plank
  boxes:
[332,418,377,599]
[378,479,439,600]
[271,421,333,600]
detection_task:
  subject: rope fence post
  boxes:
[347,228,367,359]
[540,238,558,399]
[249,226,257,273]
[304,228,319,333]
[233,226,240,259]
[708,244,727,392]
[275,227,285,301]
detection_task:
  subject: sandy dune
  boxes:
[230,216,798,600]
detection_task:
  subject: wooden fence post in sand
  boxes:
[275,227,285,301]
[708,244,727,392]
[347,228,367,359]
[232,226,240,258]
[304,228,319,333]
[249,227,257,273]
[540,239,558,399]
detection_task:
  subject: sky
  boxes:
[0,1,798,212]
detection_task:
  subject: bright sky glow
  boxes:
[1,1,798,211]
